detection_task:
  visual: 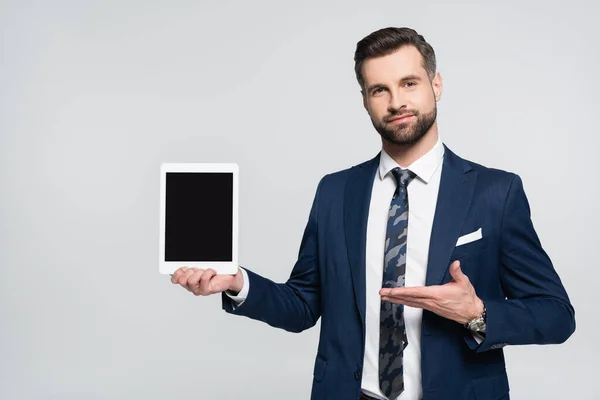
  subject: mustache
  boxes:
[384,111,418,122]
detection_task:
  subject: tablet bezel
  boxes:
[159,163,239,275]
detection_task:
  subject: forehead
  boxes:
[362,45,428,86]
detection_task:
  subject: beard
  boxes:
[372,105,437,146]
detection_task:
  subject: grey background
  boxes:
[1,0,598,399]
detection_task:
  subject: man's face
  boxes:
[361,45,442,146]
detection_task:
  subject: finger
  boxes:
[177,268,196,290]
[449,261,467,282]
[381,296,430,309]
[198,268,217,295]
[387,297,436,311]
[187,268,206,295]
[171,267,189,284]
[381,295,408,305]
[380,286,437,300]
[170,268,182,284]
[381,296,433,308]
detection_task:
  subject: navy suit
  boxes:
[222,144,575,400]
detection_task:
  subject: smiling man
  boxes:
[170,27,575,400]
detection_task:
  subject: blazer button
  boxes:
[354,370,362,381]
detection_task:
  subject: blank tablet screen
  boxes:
[164,172,233,262]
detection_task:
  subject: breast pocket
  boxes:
[451,236,489,261]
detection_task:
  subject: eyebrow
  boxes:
[366,75,423,93]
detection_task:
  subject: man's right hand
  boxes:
[170,267,244,296]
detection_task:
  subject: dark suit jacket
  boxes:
[222,144,575,400]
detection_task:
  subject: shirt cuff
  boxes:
[472,331,486,344]
[224,267,249,307]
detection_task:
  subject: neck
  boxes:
[381,123,439,168]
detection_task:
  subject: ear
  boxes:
[361,90,368,111]
[432,72,443,102]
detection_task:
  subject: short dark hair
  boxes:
[354,27,436,90]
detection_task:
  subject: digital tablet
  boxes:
[159,163,239,275]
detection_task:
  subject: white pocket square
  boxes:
[456,228,483,247]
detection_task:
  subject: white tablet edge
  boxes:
[159,163,239,275]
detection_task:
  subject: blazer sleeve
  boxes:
[220,176,325,333]
[466,173,576,352]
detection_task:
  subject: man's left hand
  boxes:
[379,260,483,325]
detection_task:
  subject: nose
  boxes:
[388,89,406,113]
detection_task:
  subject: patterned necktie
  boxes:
[379,167,416,399]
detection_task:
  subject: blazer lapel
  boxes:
[425,144,477,286]
[344,145,476,325]
[344,153,380,328]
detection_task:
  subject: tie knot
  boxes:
[391,167,416,189]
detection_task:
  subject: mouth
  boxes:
[387,114,415,124]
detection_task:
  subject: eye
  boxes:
[405,81,417,87]
[371,87,386,96]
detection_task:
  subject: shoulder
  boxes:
[447,145,520,190]
[316,153,380,193]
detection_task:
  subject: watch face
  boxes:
[470,319,485,331]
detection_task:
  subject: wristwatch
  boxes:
[465,303,487,333]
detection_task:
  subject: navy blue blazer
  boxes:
[222,144,575,400]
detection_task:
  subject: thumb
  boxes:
[212,272,237,292]
[449,261,466,282]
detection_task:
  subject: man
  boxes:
[170,27,575,400]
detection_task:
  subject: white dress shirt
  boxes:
[227,138,478,400]
[361,139,444,400]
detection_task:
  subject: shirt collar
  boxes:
[378,137,445,184]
